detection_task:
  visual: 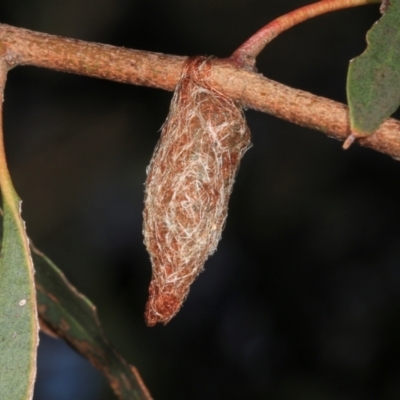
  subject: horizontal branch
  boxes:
[0,23,399,160]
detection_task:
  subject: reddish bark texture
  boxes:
[0,23,399,160]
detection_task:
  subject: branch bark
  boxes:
[0,23,399,160]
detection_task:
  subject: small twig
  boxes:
[0,24,184,91]
[0,23,399,160]
[207,63,400,160]
[231,0,380,69]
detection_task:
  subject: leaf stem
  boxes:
[0,60,15,204]
[231,0,381,69]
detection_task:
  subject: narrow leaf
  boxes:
[0,63,38,400]
[347,0,400,136]
[32,246,152,400]
[0,203,38,400]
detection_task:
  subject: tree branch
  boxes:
[0,23,399,160]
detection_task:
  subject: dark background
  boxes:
[1,1,399,399]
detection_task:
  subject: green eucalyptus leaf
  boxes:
[32,246,152,400]
[0,200,38,400]
[347,0,400,136]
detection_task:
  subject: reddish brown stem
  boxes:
[231,0,380,69]
[0,23,399,160]
[0,24,184,91]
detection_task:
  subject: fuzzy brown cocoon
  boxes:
[143,57,252,326]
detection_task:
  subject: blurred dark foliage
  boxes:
[0,0,399,399]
